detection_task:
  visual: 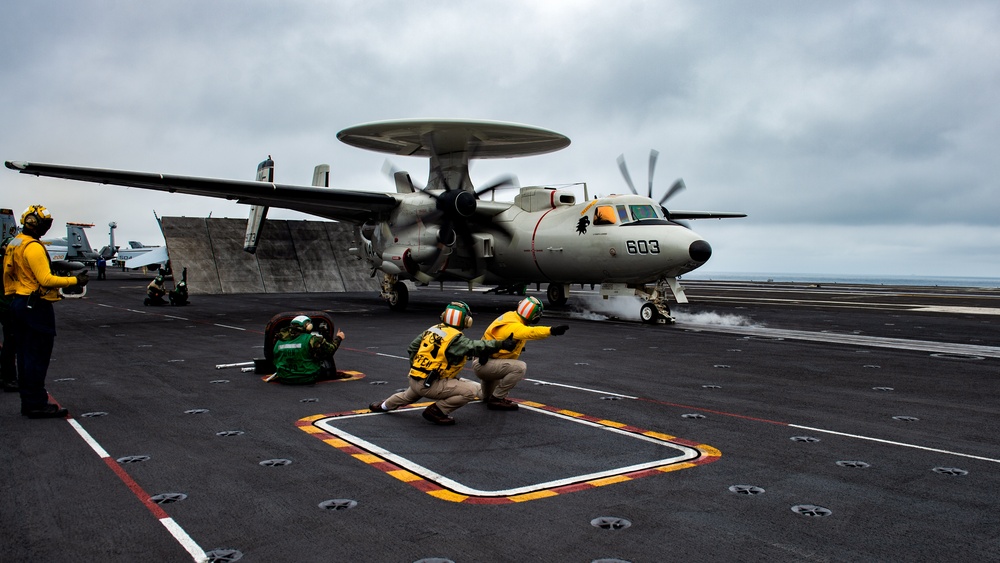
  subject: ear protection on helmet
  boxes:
[21,204,53,235]
[441,301,473,329]
[516,296,544,323]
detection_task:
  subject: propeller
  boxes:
[617,149,687,208]
[382,159,516,282]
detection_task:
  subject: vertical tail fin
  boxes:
[244,156,274,254]
[65,223,96,261]
[0,208,17,242]
[312,164,330,188]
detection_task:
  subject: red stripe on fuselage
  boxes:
[529,207,558,280]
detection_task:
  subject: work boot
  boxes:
[486,396,519,411]
[21,403,69,419]
[421,404,455,425]
[369,401,388,413]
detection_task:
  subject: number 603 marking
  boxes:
[626,240,660,255]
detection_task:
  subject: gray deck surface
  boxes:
[3,271,999,562]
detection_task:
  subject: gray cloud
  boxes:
[2,0,998,278]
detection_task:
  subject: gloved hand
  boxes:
[550,325,569,336]
[75,271,90,287]
[478,355,490,366]
[500,336,517,351]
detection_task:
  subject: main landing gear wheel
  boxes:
[387,281,409,311]
[640,302,659,324]
[546,283,568,307]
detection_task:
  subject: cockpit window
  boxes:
[594,205,617,225]
[629,205,659,221]
[616,205,629,223]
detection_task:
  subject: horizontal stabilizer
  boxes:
[667,210,747,220]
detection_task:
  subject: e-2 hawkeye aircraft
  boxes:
[5,119,745,323]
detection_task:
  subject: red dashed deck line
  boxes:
[638,397,789,425]
[296,400,721,504]
[261,370,366,383]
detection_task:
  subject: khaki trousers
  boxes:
[384,375,482,415]
[472,358,526,400]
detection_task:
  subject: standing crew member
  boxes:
[3,205,88,418]
[369,302,515,425]
[271,315,346,385]
[473,296,568,410]
[0,229,18,392]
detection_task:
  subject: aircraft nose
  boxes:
[689,240,712,263]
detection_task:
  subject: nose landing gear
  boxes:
[637,277,681,324]
[640,301,671,324]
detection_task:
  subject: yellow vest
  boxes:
[409,324,465,380]
[3,234,77,302]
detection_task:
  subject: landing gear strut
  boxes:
[636,277,676,324]
[546,283,569,307]
[381,274,409,311]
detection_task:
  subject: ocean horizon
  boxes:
[685,272,1000,289]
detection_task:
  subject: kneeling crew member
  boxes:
[473,296,568,410]
[272,315,346,385]
[145,275,167,306]
[369,302,515,425]
[4,205,88,418]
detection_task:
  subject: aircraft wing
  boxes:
[666,210,747,220]
[4,161,400,224]
[124,246,170,269]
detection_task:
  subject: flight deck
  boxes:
[2,272,998,562]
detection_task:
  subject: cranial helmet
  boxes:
[516,296,544,323]
[441,301,473,329]
[291,315,314,332]
[21,204,53,237]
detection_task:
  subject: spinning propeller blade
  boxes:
[647,149,659,198]
[618,150,686,205]
[659,178,686,205]
[474,174,517,198]
[616,154,638,195]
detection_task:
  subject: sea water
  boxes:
[686,272,1000,289]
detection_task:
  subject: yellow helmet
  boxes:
[21,204,53,234]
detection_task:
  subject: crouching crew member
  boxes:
[272,315,346,385]
[4,205,89,418]
[145,275,167,306]
[473,296,568,410]
[369,301,515,425]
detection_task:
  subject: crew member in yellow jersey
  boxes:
[3,205,88,418]
[472,296,568,410]
[369,302,515,425]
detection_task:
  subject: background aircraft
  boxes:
[5,119,745,323]
[41,222,114,264]
[1,208,17,243]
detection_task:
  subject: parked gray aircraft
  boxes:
[5,119,745,322]
[41,222,114,264]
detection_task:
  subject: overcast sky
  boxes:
[2,1,998,279]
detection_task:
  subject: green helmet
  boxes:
[516,296,543,323]
[291,315,313,331]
